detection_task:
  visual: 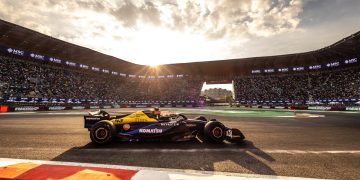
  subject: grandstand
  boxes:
[234,65,360,104]
[0,19,360,109]
[0,55,203,107]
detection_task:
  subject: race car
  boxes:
[84,108,245,145]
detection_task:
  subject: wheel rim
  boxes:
[95,127,108,140]
[212,127,223,138]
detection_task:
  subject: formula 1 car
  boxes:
[84,109,245,145]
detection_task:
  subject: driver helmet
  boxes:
[153,107,161,116]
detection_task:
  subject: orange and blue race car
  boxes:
[84,108,245,145]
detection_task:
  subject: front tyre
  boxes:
[90,120,116,145]
[203,121,226,143]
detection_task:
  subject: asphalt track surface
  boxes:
[0,108,359,179]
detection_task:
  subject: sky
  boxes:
[0,0,359,66]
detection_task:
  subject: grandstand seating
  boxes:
[0,56,203,103]
[234,66,360,103]
[1,52,360,106]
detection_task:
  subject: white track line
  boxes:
[1,147,359,154]
[75,148,360,154]
[0,158,324,180]
[276,115,325,118]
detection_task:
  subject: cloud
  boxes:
[4,0,299,39]
[138,0,304,39]
[0,0,304,40]
[111,1,161,27]
[111,2,139,27]
[1,0,357,65]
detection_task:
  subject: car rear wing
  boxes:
[84,116,108,129]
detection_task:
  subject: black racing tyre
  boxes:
[203,121,226,143]
[195,116,207,121]
[90,120,116,145]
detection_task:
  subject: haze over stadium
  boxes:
[0,0,359,65]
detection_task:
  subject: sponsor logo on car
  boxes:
[85,117,101,120]
[160,123,179,126]
[113,119,123,124]
[123,124,131,130]
[139,128,163,133]
[186,124,197,127]
[183,135,195,139]
[119,111,158,123]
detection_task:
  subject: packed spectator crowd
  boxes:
[0,56,203,103]
[234,66,360,102]
[2,54,360,105]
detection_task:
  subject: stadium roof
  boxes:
[0,19,359,77]
[0,19,142,74]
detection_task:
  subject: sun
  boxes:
[149,63,159,68]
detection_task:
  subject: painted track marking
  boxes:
[1,147,359,154]
[0,158,324,180]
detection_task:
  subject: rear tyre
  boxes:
[90,120,116,145]
[203,121,226,143]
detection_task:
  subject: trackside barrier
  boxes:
[1,104,359,112]
[0,105,9,112]
[346,107,360,111]
[10,106,41,112]
[48,106,67,111]
[290,105,308,110]
[89,106,100,109]
[239,105,353,111]
[307,106,346,111]
[330,106,346,111]
[308,106,331,110]
[72,106,85,110]
[7,106,111,112]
